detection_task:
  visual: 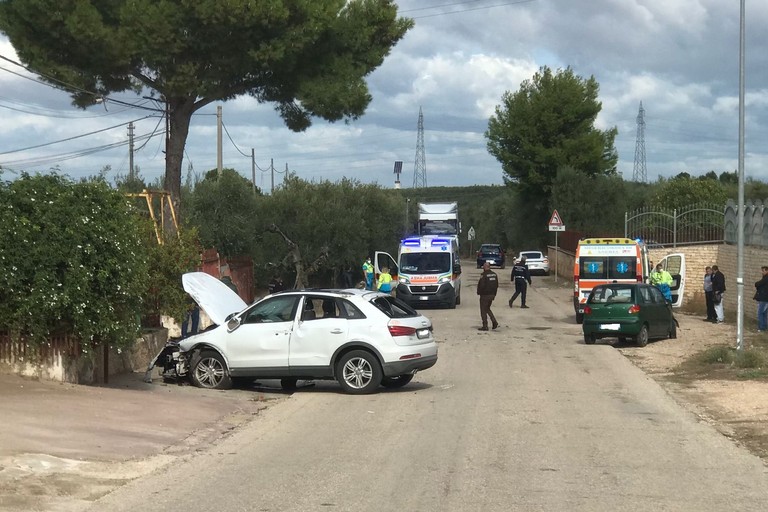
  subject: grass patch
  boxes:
[675,344,768,381]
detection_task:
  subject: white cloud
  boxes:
[1,0,768,187]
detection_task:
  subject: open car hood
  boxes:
[182,272,247,326]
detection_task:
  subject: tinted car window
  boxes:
[580,257,607,279]
[371,295,419,318]
[243,295,300,324]
[339,299,366,319]
[650,287,666,304]
[608,256,636,280]
[588,286,635,304]
[639,286,652,303]
[480,245,502,255]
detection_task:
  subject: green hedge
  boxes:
[0,173,150,351]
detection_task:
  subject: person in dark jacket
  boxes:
[703,266,716,321]
[476,262,499,331]
[268,276,286,294]
[508,257,532,308]
[711,265,726,323]
[754,266,768,331]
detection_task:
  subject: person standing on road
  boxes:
[340,265,356,289]
[754,266,768,332]
[711,265,726,323]
[508,257,532,308]
[703,266,716,321]
[362,256,374,291]
[477,262,499,331]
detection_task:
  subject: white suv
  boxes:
[518,250,550,275]
[172,273,438,394]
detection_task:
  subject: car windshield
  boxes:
[588,286,636,304]
[400,252,451,274]
[419,220,458,236]
[371,295,419,318]
[521,252,542,260]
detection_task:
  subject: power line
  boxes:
[0,54,164,113]
[133,117,166,153]
[0,130,159,168]
[0,98,134,118]
[0,116,156,155]
[404,0,537,19]
[221,121,250,158]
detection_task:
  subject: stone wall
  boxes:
[0,328,168,384]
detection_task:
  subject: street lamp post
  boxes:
[736,0,746,351]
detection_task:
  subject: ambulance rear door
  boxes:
[659,253,686,308]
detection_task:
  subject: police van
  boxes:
[573,238,650,324]
[375,236,462,309]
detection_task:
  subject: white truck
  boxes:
[417,202,460,245]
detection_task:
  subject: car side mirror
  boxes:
[454,265,462,275]
[226,315,241,332]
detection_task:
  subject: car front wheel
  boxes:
[635,325,649,347]
[381,374,414,389]
[336,350,382,394]
[190,350,233,390]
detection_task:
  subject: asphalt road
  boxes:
[83,266,768,512]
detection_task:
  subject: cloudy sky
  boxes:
[1,0,767,191]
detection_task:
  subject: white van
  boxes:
[375,236,462,309]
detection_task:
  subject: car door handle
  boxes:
[330,329,344,334]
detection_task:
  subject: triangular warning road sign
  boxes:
[548,209,564,226]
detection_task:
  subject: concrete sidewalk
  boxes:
[0,372,285,462]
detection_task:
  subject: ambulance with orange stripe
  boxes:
[573,238,650,324]
[375,235,462,309]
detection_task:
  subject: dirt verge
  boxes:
[616,311,768,460]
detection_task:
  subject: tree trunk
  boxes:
[162,97,196,233]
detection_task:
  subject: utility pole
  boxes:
[217,105,223,177]
[127,122,134,181]
[270,158,274,194]
[251,148,256,194]
[736,0,746,351]
[284,163,289,185]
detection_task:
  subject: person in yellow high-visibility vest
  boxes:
[362,257,374,290]
[377,267,393,295]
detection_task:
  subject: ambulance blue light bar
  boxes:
[402,238,422,247]
[430,238,450,246]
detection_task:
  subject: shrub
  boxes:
[0,173,150,351]
[696,345,766,369]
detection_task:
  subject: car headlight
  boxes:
[438,276,451,284]
[399,276,410,284]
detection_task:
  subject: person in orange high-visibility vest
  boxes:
[377,267,393,295]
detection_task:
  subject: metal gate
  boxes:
[624,203,724,247]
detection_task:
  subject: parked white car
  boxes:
[518,250,550,275]
[166,272,438,394]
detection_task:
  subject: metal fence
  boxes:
[724,199,768,247]
[624,203,725,248]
